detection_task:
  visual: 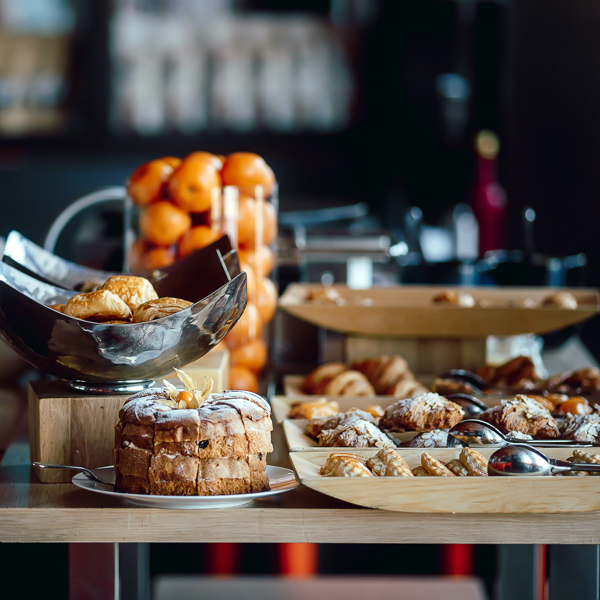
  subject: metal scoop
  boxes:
[446,393,488,418]
[447,419,595,448]
[488,444,600,476]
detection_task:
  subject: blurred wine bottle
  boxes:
[470,130,507,255]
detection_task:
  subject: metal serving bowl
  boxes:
[0,257,247,393]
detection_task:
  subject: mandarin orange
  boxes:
[183,151,222,171]
[240,261,257,301]
[160,156,182,169]
[178,225,220,257]
[228,365,259,394]
[139,200,191,246]
[225,302,262,349]
[127,158,177,207]
[140,247,176,270]
[238,245,275,278]
[169,154,222,213]
[221,152,276,197]
[230,338,267,374]
[237,196,278,248]
[255,276,277,323]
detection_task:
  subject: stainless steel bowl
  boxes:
[0,260,246,393]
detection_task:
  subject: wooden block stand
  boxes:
[29,351,230,483]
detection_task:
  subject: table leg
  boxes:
[548,545,599,600]
[119,543,150,600]
[69,543,117,600]
[496,545,543,600]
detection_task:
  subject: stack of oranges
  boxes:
[126,151,278,394]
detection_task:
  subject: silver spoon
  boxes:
[446,393,487,419]
[33,462,114,486]
[447,419,596,448]
[488,443,600,476]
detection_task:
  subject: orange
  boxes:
[127,158,177,207]
[237,196,278,248]
[230,338,267,374]
[169,154,222,213]
[178,225,220,257]
[238,245,275,278]
[225,302,262,349]
[216,154,226,166]
[221,152,276,197]
[240,261,256,301]
[228,365,259,394]
[256,276,277,323]
[160,156,182,169]
[140,246,176,270]
[139,200,191,246]
[183,151,223,171]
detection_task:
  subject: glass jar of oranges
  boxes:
[125,151,278,394]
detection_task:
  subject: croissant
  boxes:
[323,370,376,397]
[352,355,410,395]
[100,275,158,312]
[132,297,192,323]
[63,290,132,322]
[302,362,347,394]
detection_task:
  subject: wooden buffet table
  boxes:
[1,338,599,599]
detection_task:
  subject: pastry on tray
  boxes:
[378,392,464,433]
[321,370,376,397]
[317,419,395,448]
[302,362,347,394]
[304,408,377,440]
[544,367,600,395]
[365,447,413,477]
[432,290,476,307]
[400,429,449,448]
[421,453,455,477]
[430,378,480,396]
[113,371,273,496]
[288,398,340,420]
[320,453,373,477]
[458,447,488,476]
[480,394,560,439]
[352,355,409,395]
[476,355,541,390]
[561,413,600,443]
[542,291,578,309]
[445,459,470,477]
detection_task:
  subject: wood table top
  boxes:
[2,338,600,545]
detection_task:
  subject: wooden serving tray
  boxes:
[289,448,600,513]
[279,284,600,337]
[282,418,417,451]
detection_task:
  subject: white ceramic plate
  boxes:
[72,465,299,509]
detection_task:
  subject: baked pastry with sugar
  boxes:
[305,408,377,440]
[317,419,395,448]
[480,394,559,439]
[320,453,373,477]
[113,375,273,496]
[378,392,464,433]
[476,355,540,390]
[132,297,192,323]
[401,429,449,448]
[64,289,132,322]
[366,447,413,477]
[562,413,600,443]
[389,376,429,399]
[446,459,469,477]
[288,398,340,420]
[542,291,578,309]
[100,275,159,312]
